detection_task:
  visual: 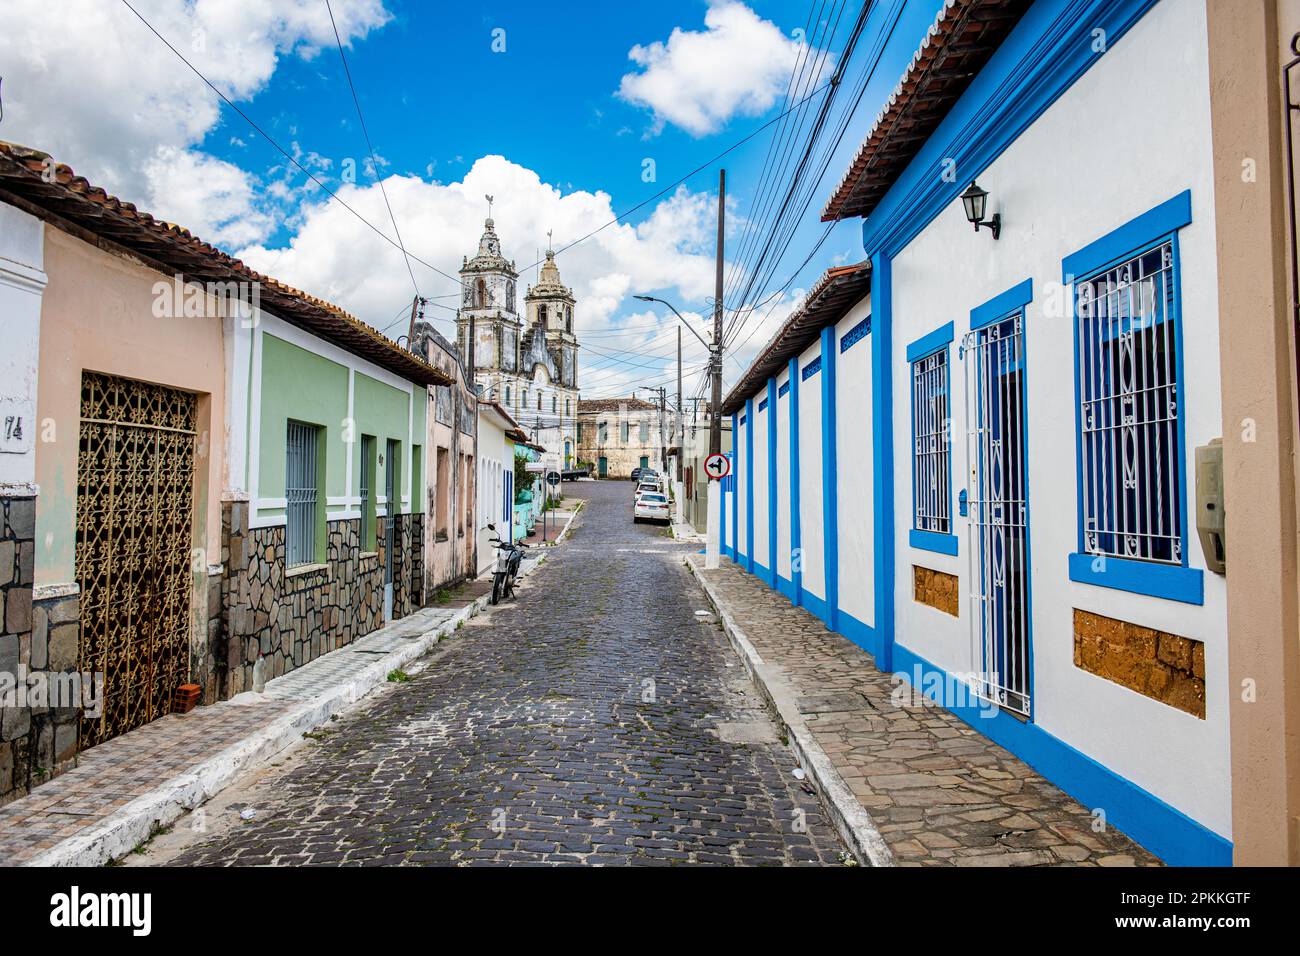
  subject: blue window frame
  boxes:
[907,322,956,555]
[1063,190,1202,604]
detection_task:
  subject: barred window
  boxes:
[911,349,951,535]
[286,421,320,566]
[1076,240,1182,564]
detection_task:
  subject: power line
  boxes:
[117,0,462,294]
[324,0,418,299]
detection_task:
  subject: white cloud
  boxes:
[0,0,391,243]
[617,1,812,137]
[234,156,724,342]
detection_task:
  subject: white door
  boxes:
[962,313,1033,717]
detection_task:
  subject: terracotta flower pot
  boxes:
[173,683,201,714]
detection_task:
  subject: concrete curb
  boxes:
[685,556,895,868]
[25,584,507,867]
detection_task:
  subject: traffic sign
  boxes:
[704,453,731,480]
[545,471,561,487]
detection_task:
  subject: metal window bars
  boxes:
[963,317,1031,717]
[286,421,319,567]
[1076,241,1181,565]
[912,348,951,534]
[360,435,374,549]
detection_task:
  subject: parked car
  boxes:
[634,478,664,499]
[630,467,645,482]
[633,491,671,524]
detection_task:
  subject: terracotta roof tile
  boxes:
[821,0,1030,222]
[0,141,453,387]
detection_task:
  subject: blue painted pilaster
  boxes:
[730,413,739,560]
[788,357,802,607]
[745,398,755,574]
[871,252,896,671]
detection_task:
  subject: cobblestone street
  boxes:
[144,481,847,867]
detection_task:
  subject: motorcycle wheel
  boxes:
[491,575,503,606]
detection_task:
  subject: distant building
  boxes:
[455,217,579,473]
[577,397,665,479]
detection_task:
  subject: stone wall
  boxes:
[1,493,78,803]
[913,565,959,616]
[1073,608,1206,718]
[390,513,424,619]
[223,500,387,695]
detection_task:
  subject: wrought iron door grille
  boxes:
[76,372,196,747]
[963,319,1032,718]
[285,421,319,566]
[912,348,951,534]
[1076,241,1181,564]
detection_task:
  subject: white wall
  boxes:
[775,368,792,581]
[888,0,1227,836]
[797,340,825,601]
[752,396,770,572]
[476,411,510,576]
[835,300,874,628]
[736,408,750,561]
[0,204,46,491]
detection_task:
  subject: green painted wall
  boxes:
[352,370,413,515]
[258,334,348,501]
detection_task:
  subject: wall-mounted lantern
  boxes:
[960,181,1001,240]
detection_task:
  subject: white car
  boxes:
[633,491,671,523]
[634,478,664,498]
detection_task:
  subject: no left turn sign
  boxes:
[704,453,731,480]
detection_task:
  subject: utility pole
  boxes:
[706,169,726,569]
[405,294,425,346]
[676,325,683,484]
[710,168,725,458]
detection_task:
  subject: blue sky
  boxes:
[2,0,943,397]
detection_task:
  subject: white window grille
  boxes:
[286,421,319,566]
[1076,240,1182,564]
[911,349,951,534]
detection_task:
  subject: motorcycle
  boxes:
[487,522,527,605]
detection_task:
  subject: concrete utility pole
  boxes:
[676,325,683,483]
[705,169,726,568]
[642,385,668,474]
[710,168,725,458]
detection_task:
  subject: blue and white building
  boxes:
[719,0,1237,865]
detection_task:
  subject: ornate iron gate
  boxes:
[76,372,197,747]
[962,316,1033,718]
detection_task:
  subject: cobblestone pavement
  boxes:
[692,557,1162,866]
[154,482,847,867]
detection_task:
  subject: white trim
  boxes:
[32,582,78,601]
[346,366,355,512]
[257,496,288,510]
[0,255,49,294]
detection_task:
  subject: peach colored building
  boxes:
[0,141,450,803]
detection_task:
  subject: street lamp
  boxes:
[959,181,1001,239]
[632,293,722,457]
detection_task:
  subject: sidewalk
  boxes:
[687,555,1161,867]
[0,575,515,866]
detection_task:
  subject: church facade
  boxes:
[456,216,579,471]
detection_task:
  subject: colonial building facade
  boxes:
[576,397,665,479]
[716,0,1300,866]
[0,141,451,801]
[456,218,579,472]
